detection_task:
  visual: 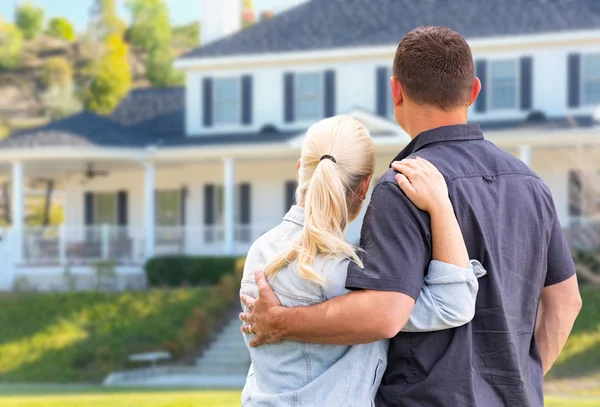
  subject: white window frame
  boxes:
[487,59,519,111]
[295,72,324,122]
[213,77,241,125]
[581,53,600,106]
[94,192,117,225]
[155,189,181,227]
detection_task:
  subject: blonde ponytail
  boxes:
[264,115,376,285]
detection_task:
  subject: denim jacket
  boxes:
[240,206,486,407]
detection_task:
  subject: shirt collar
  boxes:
[391,124,484,164]
[283,205,305,227]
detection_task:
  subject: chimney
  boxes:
[201,0,241,45]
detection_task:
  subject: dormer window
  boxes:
[489,60,518,110]
[583,53,600,105]
[214,78,240,125]
[296,73,323,121]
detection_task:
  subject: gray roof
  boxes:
[181,0,600,60]
[0,111,145,149]
[0,88,301,149]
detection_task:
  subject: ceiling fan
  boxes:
[80,163,109,184]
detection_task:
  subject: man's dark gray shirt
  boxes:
[346,124,576,407]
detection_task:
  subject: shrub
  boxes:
[0,17,23,70]
[145,256,241,287]
[46,17,76,41]
[15,1,44,40]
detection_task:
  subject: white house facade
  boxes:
[0,0,599,290]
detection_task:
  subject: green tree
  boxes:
[0,17,24,69]
[89,0,126,40]
[15,1,45,40]
[46,17,76,41]
[127,0,184,87]
[42,57,73,87]
[85,34,132,115]
[172,22,200,50]
[146,45,184,86]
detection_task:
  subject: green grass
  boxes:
[0,387,596,407]
[547,284,600,380]
[0,289,211,383]
[0,388,242,407]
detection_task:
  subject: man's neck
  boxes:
[404,108,469,140]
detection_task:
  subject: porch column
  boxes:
[144,161,155,259]
[223,157,236,255]
[11,161,24,263]
[519,145,532,167]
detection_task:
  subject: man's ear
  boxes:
[391,76,403,107]
[469,77,482,107]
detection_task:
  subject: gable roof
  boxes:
[180,0,600,60]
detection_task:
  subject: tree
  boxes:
[85,34,132,115]
[127,0,171,52]
[172,22,200,50]
[146,45,184,86]
[127,0,184,87]
[46,17,76,41]
[89,0,126,41]
[15,1,45,40]
[42,57,73,87]
[0,17,24,70]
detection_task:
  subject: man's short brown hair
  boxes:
[393,26,475,110]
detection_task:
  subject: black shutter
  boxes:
[475,60,487,113]
[285,180,298,213]
[204,185,215,225]
[241,75,253,125]
[117,190,128,226]
[376,67,389,117]
[202,77,213,127]
[84,192,95,225]
[569,170,583,217]
[180,187,187,226]
[324,70,336,117]
[568,53,581,108]
[284,72,295,123]
[520,57,533,111]
[239,183,251,225]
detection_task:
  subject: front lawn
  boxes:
[0,289,212,383]
[0,387,597,407]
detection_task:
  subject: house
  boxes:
[0,0,600,290]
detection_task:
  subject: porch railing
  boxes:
[564,217,600,251]
[19,223,273,266]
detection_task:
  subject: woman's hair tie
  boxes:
[320,155,336,163]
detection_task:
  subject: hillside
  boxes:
[0,22,199,134]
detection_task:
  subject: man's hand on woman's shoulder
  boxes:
[240,271,285,347]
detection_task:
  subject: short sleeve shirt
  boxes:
[346,124,576,407]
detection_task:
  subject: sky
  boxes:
[0,0,308,30]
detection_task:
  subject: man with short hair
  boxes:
[240,26,582,406]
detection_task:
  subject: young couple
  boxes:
[239,26,582,407]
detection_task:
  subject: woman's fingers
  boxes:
[396,173,416,197]
[392,162,418,179]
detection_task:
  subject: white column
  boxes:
[519,145,532,167]
[144,161,156,259]
[11,161,24,264]
[223,157,236,255]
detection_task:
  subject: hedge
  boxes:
[145,256,240,287]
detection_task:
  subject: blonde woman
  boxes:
[240,115,485,407]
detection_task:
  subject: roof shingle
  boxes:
[180,0,600,60]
